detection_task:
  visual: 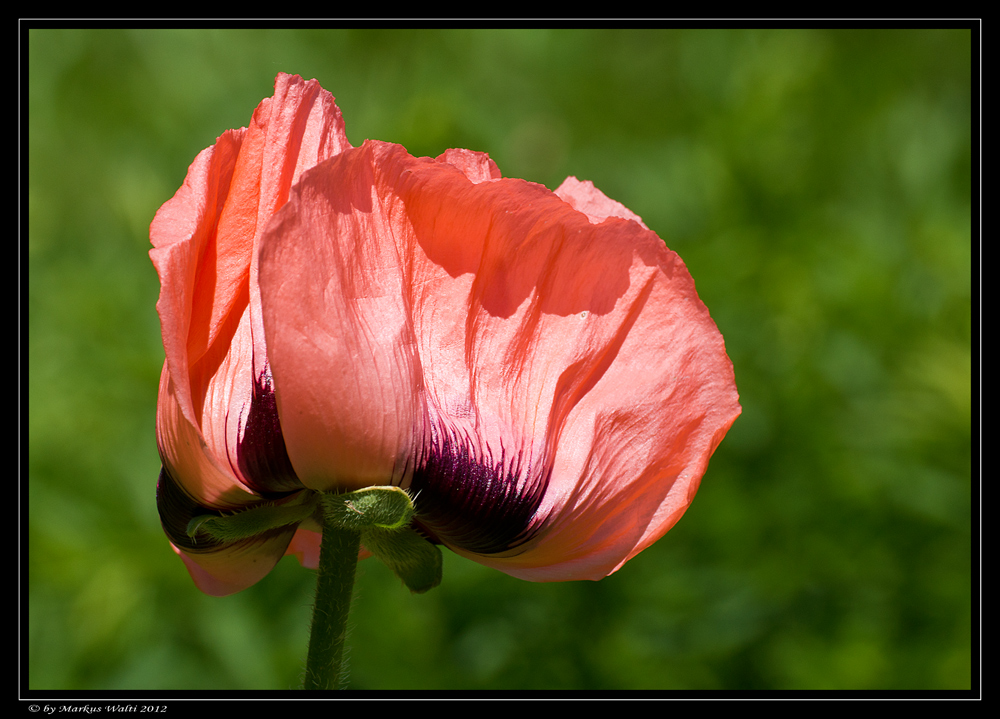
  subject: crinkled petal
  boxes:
[258,142,425,491]
[150,71,352,495]
[150,127,247,431]
[151,73,354,594]
[435,148,502,184]
[400,158,739,580]
[155,463,306,597]
[168,535,300,598]
[259,140,740,581]
[150,72,352,440]
[472,201,741,579]
[156,358,259,510]
[554,175,649,229]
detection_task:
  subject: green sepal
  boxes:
[322,486,415,532]
[320,486,441,593]
[362,526,443,594]
[186,491,320,544]
[187,485,443,595]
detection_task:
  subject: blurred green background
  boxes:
[27,28,972,691]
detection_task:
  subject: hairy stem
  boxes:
[303,518,361,690]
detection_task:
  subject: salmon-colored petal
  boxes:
[284,528,322,569]
[150,72,352,493]
[169,534,298,597]
[553,175,649,228]
[401,153,739,577]
[150,73,352,434]
[258,139,740,580]
[151,128,247,431]
[255,145,504,492]
[155,462,305,597]
[155,359,257,510]
[468,233,741,579]
[151,74,354,594]
[435,148,502,184]
[183,72,350,379]
[259,143,425,491]
[437,176,739,580]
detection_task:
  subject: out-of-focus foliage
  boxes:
[28,28,972,691]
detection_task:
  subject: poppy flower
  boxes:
[152,73,740,596]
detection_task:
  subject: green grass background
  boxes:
[27,27,973,691]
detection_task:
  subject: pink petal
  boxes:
[284,528,322,569]
[553,175,649,228]
[435,148,502,183]
[150,74,353,594]
[150,73,351,441]
[259,139,740,580]
[169,533,298,597]
[258,142,425,491]
[150,128,247,433]
[155,357,257,510]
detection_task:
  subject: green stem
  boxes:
[303,516,361,690]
